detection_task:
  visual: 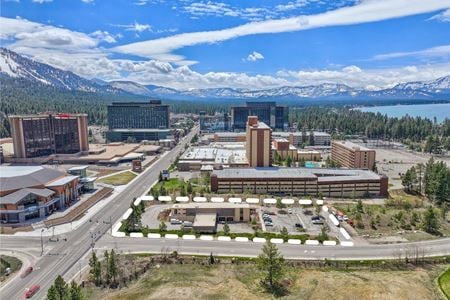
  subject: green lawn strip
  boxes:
[97,171,137,186]
[438,267,450,299]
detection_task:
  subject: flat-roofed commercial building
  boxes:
[331,141,376,170]
[211,167,388,198]
[213,132,246,143]
[9,113,89,159]
[0,166,80,223]
[272,139,321,162]
[231,101,288,130]
[246,116,272,167]
[177,143,248,171]
[272,131,331,147]
[106,100,170,142]
[170,202,252,225]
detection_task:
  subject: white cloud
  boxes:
[134,0,148,5]
[81,0,95,3]
[373,45,450,60]
[117,21,152,33]
[89,30,119,43]
[246,51,264,62]
[32,0,52,3]
[1,16,449,91]
[114,0,450,62]
[428,8,450,22]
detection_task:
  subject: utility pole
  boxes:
[40,229,44,256]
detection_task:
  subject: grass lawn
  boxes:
[438,267,450,299]
[97,171,137,186]
[150,177,210,196]
[82,262,448,300]
[0,255,22,283]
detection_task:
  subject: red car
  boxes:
[25,285,40,298]
[20,266,33,278]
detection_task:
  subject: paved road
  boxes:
[97,235,450,260]
[1,125,450,299]
[0,127,198,300]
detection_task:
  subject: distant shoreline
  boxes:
[354,102,450,123]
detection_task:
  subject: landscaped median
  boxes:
[113,221,342,246]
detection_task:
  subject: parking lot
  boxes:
[260,206,324,236]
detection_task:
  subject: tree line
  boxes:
[290,107,450,145]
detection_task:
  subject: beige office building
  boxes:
[331,141,376,170]
[246,116,272,167]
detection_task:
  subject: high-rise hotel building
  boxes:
[9,113,89,158]
[246,116,272,167]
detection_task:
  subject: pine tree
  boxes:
[89,251,101,286]
[422,206,440,235]
[69,281,83,300]
[257,241,285,293]
[104,250,111,285]
[47,285,58,300]
[54,275,69,300]
[109,249,118,285]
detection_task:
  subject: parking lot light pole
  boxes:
[40,229,44,256]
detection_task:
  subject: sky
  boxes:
[1,0,450,90]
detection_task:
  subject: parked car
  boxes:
[312,219,324,225]
[183,221,193,227]
[311,216,321,221]
[170,219,182,225]
[304,210,313,215]
[265,222,273,227]
[295,223,303,228]
[287,208,293,214]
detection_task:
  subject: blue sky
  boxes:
[1,0,450,90]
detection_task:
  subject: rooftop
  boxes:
[333,140,373,151]
[46,175,79,187]
[0,188,55,205]
[172,202,250,209]
[212,167,382,181]
[273,131,331,137]
[0,166,67,192]
[193,213,217,227]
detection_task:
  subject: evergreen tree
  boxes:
[69,281,83,300]
[104,250,111,285]
[54,275,69,300]
[89,251,101,286]
[422,206,440,235]
[257,241,285,293]
[309,130,315,146]
[109,249,118,285]
[47,285,58,300]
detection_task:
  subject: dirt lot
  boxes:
[83,262,448,300]
[375,148,450,190]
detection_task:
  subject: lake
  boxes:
[357,103,450,123]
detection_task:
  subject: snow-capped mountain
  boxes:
[0,48,121,94]
[1,47,449,101]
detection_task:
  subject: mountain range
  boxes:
[1,47,450,101]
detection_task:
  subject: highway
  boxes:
[0,126,199,300]
[1,124,450,299]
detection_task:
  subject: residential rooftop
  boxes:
[333,140,373,151]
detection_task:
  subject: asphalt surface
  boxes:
[0,127,198,300]
[97,235,450,260]
[1,125,450,299]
